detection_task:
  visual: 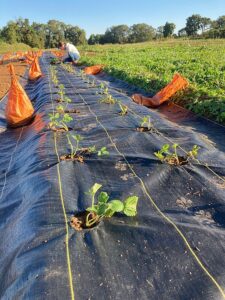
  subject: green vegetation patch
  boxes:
[79,39,225,124]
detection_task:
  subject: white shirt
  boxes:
[65,43,80,56]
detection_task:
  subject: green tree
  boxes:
[215,15,225,29]
[178,28,187,37]
[185,14,202,36]
[163,22,176,37]
[65,25,87,45]
[199,17,212,33]
[1,21,18,44]
[88,34,103,45]
[156,26,164,39]
[104,25,129,44]
[129,23,155,43]
[45,20,65,48]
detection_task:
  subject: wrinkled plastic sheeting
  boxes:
[0,53,225,300]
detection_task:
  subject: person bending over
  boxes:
[59,41,80,64]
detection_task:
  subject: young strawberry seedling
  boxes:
[50,66,59,87]
[154,143,200,165]
[137,116,157,133]
[56,104,65,114]
[99,93,117,104]
[90,79,96,87]
[61,63,76,74]
[50,57,61,65]
[48,112,73,132]
[70,183,139,230]
[96,83,108,95]
[57,84,66,102]
[97,146,109,156]
[118,101,128,116]
[61,134,109,162]
[63,133,84,161]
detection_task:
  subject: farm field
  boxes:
[79,39,225,124]
[0,47,225,299]
[0,41,32,54]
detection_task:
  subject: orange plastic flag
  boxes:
[6,64,35,127]
[84,65,103,75]
[28,56,43,81]
[24,54,34,65]
[132,73,189,108]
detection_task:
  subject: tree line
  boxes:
[0,14,224,48]
[0,19,86,48]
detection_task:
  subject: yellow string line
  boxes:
[54,134,75,300]
[61,67,225,299]
[44,57,75,300]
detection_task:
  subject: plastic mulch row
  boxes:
[0,53,225,299]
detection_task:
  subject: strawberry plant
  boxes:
[140,116,152,130]
[50,57,61,65]
[62,133,109,162]
[50,66,59,86]
[98,146,109,156]
[154,143,200,165]
[66,133,84,159]
[118,101,128,116]
[48,112,73,132]
[73,183,139,228]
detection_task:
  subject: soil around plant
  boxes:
[164,156,188,166]
[60,148,92,162]
[70,211,100,231]
[136,126,157,133]
[48,126,73,132]
[64,109,80,114]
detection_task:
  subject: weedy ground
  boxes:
[79,39,225,124]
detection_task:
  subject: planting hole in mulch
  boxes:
[64,109,80,114]
[48,126,73,132]
[165,156,188,166]
[55,99,68,103]
[70,211,100,231]
[136,126,157,133]
[60,148,92,162]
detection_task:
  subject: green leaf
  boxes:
[86,205,98,213]
[63,114,73,122]
[98,191,109,203]
[154,151,164,160]
[88,183,102,196]
[72,134,83,142]
[109,200,124,212]
[97,203,108,215]
[161,144,170,153]
[98,147,109,156]
[123,196,139,216]
[104,208,115,217]
[88,146,96,153]
[172,143,178,149]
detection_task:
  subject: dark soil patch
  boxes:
[165,156,188,166]
[70,211,100,231]
[136,126,157,133]
[49,126,73,132]
[64,109,80,114]
[55,99,68,103]
[60,148,91,162]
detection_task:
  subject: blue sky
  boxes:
[0,0,225,37]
